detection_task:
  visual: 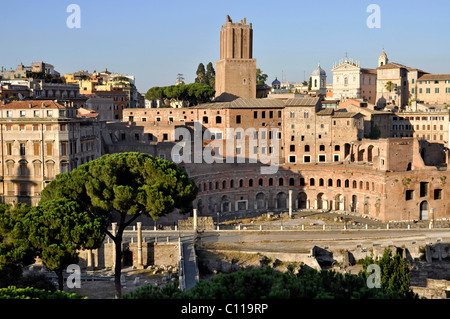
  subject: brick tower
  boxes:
[215,15,257,100]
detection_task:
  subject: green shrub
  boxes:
[123,265,416,299]
[0,286,85,299]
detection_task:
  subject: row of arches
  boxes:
[195,186,433,221]
[197,175,379,194]
[195,191,380,216]
[345,143,380,163]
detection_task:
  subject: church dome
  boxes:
[271,77,281,86]
[312,64,326,76]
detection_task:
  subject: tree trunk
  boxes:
[56,269,64,291]
[114,235,122,299]
[109,212,141,299]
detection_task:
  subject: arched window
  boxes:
[216,116,222,124]
[279,178,284,186]
[336,179,341,187]
[249,179,253,187]
[310,178,315,186]
[222,180,226,189]
[345,179,349,188]
[289,178,295,186]
[353,181,357,189]
[269,178,273,186]
[328,179,333,187]
[258,178,263,186]
[319,178,324,186]
[230,180,234,188]
[239,179,244,187]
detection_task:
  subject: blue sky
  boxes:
[1,0,450,93]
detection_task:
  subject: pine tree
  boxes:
[40,152,198,298]
[195,63,206,84]
[205,62,215,88]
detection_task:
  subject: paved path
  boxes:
[182,235,199,290]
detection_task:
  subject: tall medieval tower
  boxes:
[215,15,256,100]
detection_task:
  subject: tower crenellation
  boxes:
[215,15,257,100]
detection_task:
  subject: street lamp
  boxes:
[216,211,220,229]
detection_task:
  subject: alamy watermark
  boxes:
[366,4,381,29]
[66,4,81,29]
[171,121,280,174]
[366,263,381,288]
[66,264,81,288]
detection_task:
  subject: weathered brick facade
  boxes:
[107,96,450,222]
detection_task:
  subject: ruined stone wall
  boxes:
[412,279,450,299]
[77,241,179,269]
[178,216,214,230]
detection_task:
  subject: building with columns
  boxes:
[332,55,377,104]
[0,100,103,205]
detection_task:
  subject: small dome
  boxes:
[312,64,326,76]
[272,77,281,86]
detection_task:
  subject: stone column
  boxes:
[86,249,93,271]
[288,190,293,218]
[111,222,117,268]
[193,209,198,232]
[136,222,144,269]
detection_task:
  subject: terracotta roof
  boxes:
[332,111,364,118]
[193,97,286,109]
[377,62,410,70]
[360,68,377,75]
[417,73,450,81]
[284,97,321,107]
[0,100,67,109]
[317,108,334,115]
[377,62,428,73]
[322,99,340,104]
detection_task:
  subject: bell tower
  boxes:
[215,15,257,100]
[378,49,388,67]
